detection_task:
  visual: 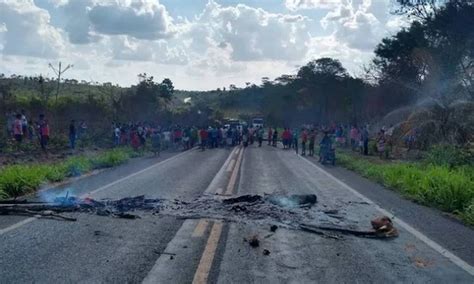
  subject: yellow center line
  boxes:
[192,219,210,237]
[224,146,244,195]
[190,146,244,283]
[192,221,224,284]
[226,159,236,172]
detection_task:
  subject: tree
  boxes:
[159,78,174,100]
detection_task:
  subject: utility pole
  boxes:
[48,62,73,102]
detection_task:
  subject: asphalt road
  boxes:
[0,145,473,283]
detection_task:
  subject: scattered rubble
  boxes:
[300,215,399,239]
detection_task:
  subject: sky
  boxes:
[0,0,408,90]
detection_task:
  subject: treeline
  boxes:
[189,0,473,136]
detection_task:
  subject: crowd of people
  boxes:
[5,109,52,151]
[4,109,91,152]
[109,124,250,155]
[262,122,399,162]
[4,108,407,163]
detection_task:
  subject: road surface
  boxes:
[1,145,473,283]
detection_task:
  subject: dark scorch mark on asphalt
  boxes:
[0,194,395,239]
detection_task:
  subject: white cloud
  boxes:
[0,0,64,58]
[88,0,174,40]
[60,0,96,44]
[317,0,406,51]
[184,1,310,62]
[285,0,342,10]
[306,35,372,75]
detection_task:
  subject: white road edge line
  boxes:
[0,149,196,236]
[84,148,197,197]
[298,155,474,276]
[0,217,36,235]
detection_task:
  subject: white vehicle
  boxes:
[252,118,264,128]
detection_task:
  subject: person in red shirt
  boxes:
[282,128,292,149]
[199,127,208,151]
[38,114,50,151]
[131,129,141,150]
[300,128,308,156]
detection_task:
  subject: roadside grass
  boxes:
[0,147,136,199]
[337,149,474,226]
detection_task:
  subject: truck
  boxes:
[251,118,264,128]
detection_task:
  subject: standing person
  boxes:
[319,131,333,163]
[69,120,77,150]
[183,127,191,150]
[257,126,264,147]
[242,127,249,147]
[137,123,146,146]
[28,123,35,141]
[38,114,50,151]
[78,120,87,141]
[114,124,121,147]
[13,113,23,148]
[151,129,162,156]
[300,128,308,156]
[248,127,254,145]
[191,127,198,148]
[361,126,369,155]
[120,125,128,145]
[130,129,141,150]
[335,126,345,147]
[350,125,359,151]
[211,127,218,148]
[267,127,273,145]
[308,129,316,157]
[226,127,233,148]
[174,126,183,150]
[20,109,28,139]
[199,127,208,151]
[281,128,290,149]
[376,129,386,159]
[385,124,394,158]
[163,128,171,149]
[272,128,278,147]
[292,128,299,154]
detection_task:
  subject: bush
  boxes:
[0,188,8,199]
[425,145,473,168]
[461,199,474,226]
[62,156,93,177]
[0,165,46,198]
[337,150,474,225]
[43,165,67,182]
[0,147,134,200]
[92,149,129,169]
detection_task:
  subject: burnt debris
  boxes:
[0,193,398,239]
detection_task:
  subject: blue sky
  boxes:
[0,0,406,90]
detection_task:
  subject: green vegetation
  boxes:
[0,148,135,199]
[337,148,474,225]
